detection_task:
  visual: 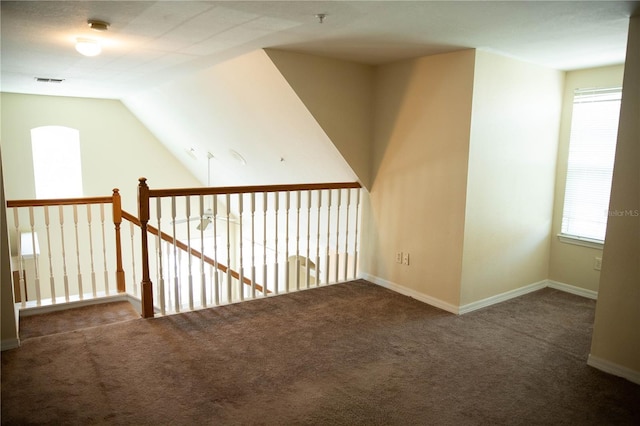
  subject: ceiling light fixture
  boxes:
[75,38,102,56]
[88,19,110,31]
[75,19,110,57]
[315,13,327,24]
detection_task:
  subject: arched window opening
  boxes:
[31,125,83,199]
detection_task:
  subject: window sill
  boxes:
[557,234,604,250]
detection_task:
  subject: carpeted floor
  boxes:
[2,280,639,425]
[17,301,140,340]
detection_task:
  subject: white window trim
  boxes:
[557,233,604,250]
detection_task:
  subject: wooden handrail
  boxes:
[7,190,127,295]
[148,181,362,198]
[135,178,361,317]
[7,196,113,208]
[120,211,266,293]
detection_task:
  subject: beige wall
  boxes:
[590,15,640,379]
[266,50,374,190]
[548,65,625,292]
[1,93,201,308]
[0,93,200,212]
[362,50,476,308]
[123,50,358,189]
[1,150,19,349]
[460,51,564,305]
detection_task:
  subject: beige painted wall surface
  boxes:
[590,15,640,375]
[0,93,200,212]
[1,151,19,348]
[460,51,564,305]
[266,50,374,189]
[123,50,357,189]
[362,50,475,307]
[548,65,625,292]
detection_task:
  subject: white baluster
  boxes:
[306,190,312,288]
[165,240,173,312]
[325,190,332,285]
[343,189,351,281]
[100,204,109,295]
[129,221,137,297]
[13,209,26,307]
[157,198,166,315]
[199,195,206,309]
[353,188,361,278]
[73,205,83,299]
[316,190,322,286]
[335,190,341,283]
[44,206,56,303]
[177,248,183,310]
[250,192,256,299]
[274,192,279,295]
[186,196,194,311]
[171,196,180,312]
[86,205,97,298]
[212,195,220,305]
[238,193,244,302]
[28,208,42,305]
[225,193,232,303]
[295,191,301,291]
[59,206,70,302]
[262,192,268,295]
[285,192,291,293]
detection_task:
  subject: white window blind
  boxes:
[561,87,621,242]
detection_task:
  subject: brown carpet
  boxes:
[17,301,139,340]
[2,280,639,425]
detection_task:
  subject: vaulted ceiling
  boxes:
[2,1,636,99]
[1,1,637,187]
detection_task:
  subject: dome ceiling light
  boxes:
[75,19,110,57]
[75,38,101,56]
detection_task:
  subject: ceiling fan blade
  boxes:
[171,217,196,225]
[196,217,212,231]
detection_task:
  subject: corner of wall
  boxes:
[1,147,20,347]
[589,14,640,381]
[460,50,563,305]
[266,49,374,190]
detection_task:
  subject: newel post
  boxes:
[138,177,155,318]
[112,188,126,293]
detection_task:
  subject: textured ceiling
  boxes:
[1,1,638,100]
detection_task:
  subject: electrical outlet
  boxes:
[594,257,602,271]
[402,252,410,265]
[396,252,403,264]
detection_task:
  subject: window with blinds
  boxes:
[560,87,622,243]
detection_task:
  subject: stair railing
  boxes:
[6,190,126,308]
[136,178,363,318]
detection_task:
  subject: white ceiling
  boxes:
[2,1,638,100]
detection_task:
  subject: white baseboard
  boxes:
[125,294,142,315]
[547,280,598,300]
[588,354,640,385]
[19,293,131,317]
[359,276,597,316]
[1,338,20,351]
[458,280,548,314]
[361,273,459,314]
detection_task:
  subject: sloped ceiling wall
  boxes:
[122,49,362,190]
[265,49,374,189]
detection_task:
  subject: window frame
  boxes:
[558,86,622,248]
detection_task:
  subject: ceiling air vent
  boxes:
[34,77,65,83]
